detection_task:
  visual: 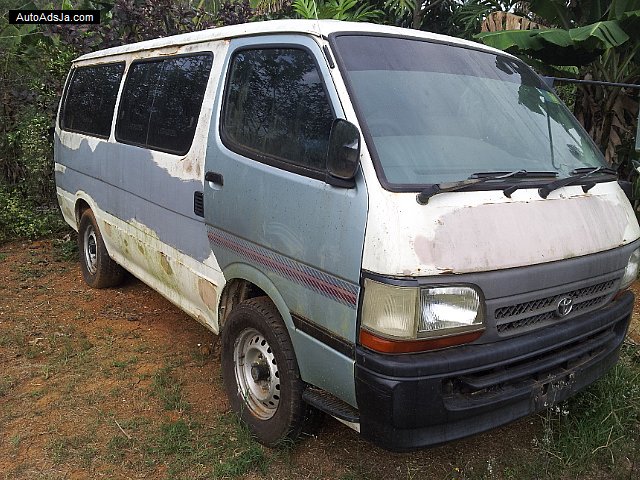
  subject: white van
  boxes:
[55,20,640,451]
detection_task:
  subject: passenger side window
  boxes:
[221,48,334,173]
[61,62,125,138]
[116,53,213,155]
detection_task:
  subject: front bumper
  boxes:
[355,291,633,451]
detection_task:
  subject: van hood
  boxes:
[362,182,640,276]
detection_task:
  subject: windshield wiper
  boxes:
[416,170,557,205]
[538,166,617,199]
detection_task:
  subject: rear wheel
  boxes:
[221,297,305,446]
[78,209,124,288]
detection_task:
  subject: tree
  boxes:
[374,0,461,32]
[0,0,256,235]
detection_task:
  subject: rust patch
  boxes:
[137,242,145,255]
[183,158,193,174]
[102,222,112,237]
[158,48,181,56]
[197,277,218,312]
[159,253,173,276]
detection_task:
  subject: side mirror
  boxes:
[327,119,360,186]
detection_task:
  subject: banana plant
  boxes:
[476,1,640,66]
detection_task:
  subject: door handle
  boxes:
[205,171,223,185]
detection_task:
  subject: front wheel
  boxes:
[221,297,305,446]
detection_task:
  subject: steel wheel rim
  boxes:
[83,225,98,275]
[233,327,280,420]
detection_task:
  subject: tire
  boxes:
[221,297,305,447]
[78,209,124,288]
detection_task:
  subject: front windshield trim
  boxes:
[327,31,606,193]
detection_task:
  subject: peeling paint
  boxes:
[56,193,75,225]
[129,219,159,240]
[197,277,218,312]
[364,183,640,276]
[421,196,629,272]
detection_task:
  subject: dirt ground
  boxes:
[0,239,638,480]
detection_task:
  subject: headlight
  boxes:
[420,286,483,333]
[620,248,640,289]
[360,279,484,353]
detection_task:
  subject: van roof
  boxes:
[75,19,502,62]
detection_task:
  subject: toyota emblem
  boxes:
[555,296,573,317]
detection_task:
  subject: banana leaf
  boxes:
[477,19,631,66]
[619,9,640,39]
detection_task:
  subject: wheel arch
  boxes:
[218,262,294,334]
[74,192,96,228]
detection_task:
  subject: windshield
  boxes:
[332,35,605,188]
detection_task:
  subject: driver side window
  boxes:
[221,47,334,175]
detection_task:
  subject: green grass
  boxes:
[107,434,134,461]
[210,415,269,478]
[52,235,78,261]
[100,398,267,478]
[0,376,14,397]
[545,347,639,465]
[112,356,139,369]
[9,434,22,448]
[156,419,192,455]
[100,364,269,479]
[47,435,93,463]
[53,333,93,366]
[152,363,189,412]
[495,344,640,479]
[151,415,268,479]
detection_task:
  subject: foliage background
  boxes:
[0,3,638,477]
[0,0,639,243]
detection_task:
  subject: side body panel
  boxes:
[55,41,227,332]
[203,34,368,406]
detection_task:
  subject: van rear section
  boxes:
[54,20,639,451]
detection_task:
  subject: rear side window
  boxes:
[116,53,213,155]
[61,62,125,138]
[221,48,334,174]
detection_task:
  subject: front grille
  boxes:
[495,280,616,335]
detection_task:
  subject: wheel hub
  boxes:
[250,362,270,382]
[233,328,280,420]
[83,226,98,274]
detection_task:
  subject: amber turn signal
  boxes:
[359,328,483,354]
